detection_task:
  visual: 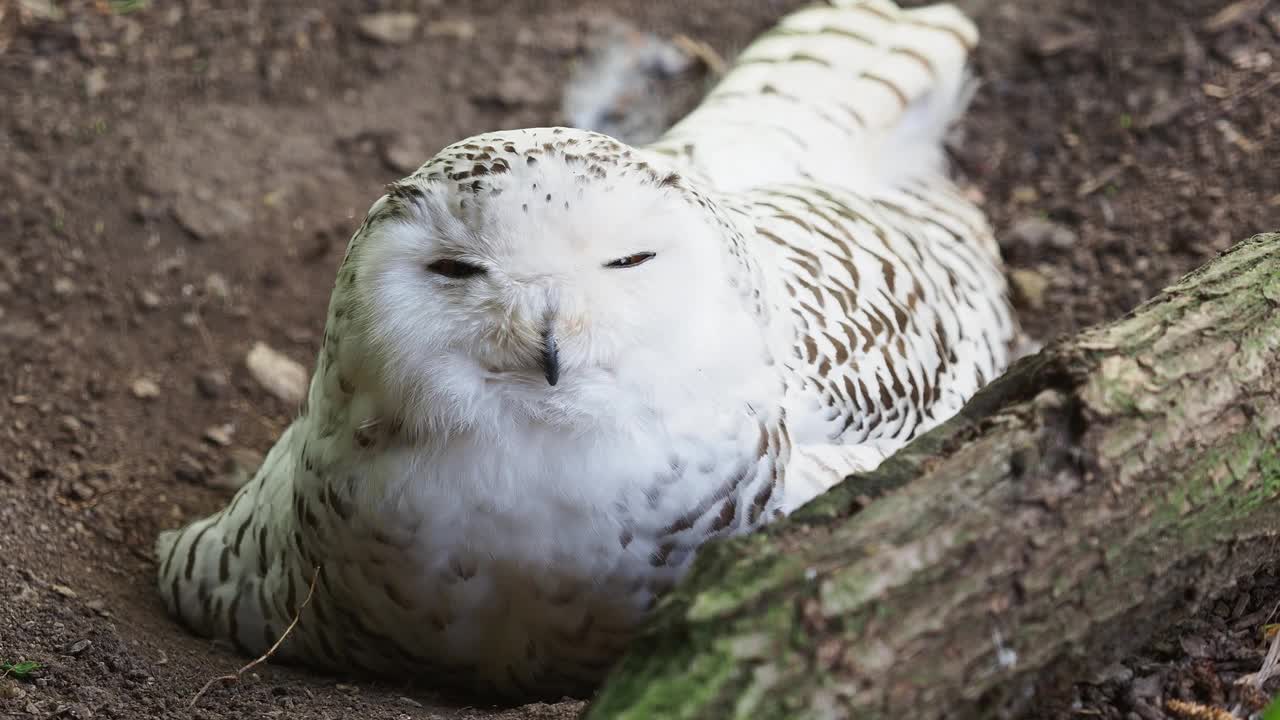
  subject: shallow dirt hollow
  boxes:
[0,0,1277,718]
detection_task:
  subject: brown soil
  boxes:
[0,0,1276,718]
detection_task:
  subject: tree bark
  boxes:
[585,233,1280,720]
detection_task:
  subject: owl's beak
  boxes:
[541,323,560,386]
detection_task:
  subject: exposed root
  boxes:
[188,565,321,710]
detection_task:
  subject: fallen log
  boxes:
[586,232,1280,719]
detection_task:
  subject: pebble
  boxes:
[51,584,77,599]
[172,193,252,241]
[130,378,161,400]
[1009,268,1051,310]
[245,342,307,406]
[1005,217,1078,251]
[65,639,92,656]
[52,277,76,296]
[203,424,234,447]
[204,273,230,301]
[84,67,107,98]
[356,12,420,45]
[137,289,161,309]
[1178,635,1211,658]
[194,369,229,399]
[154,253,186,275]
[1088,662,1135,686]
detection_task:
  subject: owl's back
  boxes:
[647,0,1017,464]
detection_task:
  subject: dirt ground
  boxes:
[0,0,1277,718]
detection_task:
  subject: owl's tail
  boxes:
[154,425,303,658]
[648,0,978,195]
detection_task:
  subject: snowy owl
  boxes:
[157,0,1016,700]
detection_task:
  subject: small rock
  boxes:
[203,424,234,447]
[1005,217,1077,251]
[60,415,82,433]
[204,273,230,301]
[194,370,229,399]
[137,289,162,309]
[52,277,76,296]
[1009,268,1051,310]
[172,194,252,241]
[65,639,92,656]
[1179,635,1211,658]
[84,67,108,98]
[356,12,420,45]
[1010,186,1039,204]
[245,342,307,406]
[130,378,161,400]
[1088,662,1134,686]
[85,599,110,617]
[154,253,186,275]
[51,584,78,599]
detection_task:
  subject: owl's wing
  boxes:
[154,423,312,658]
[646,0,977,196]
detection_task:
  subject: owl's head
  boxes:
[338,128,764,433]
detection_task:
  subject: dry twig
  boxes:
[188,565,321,709]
